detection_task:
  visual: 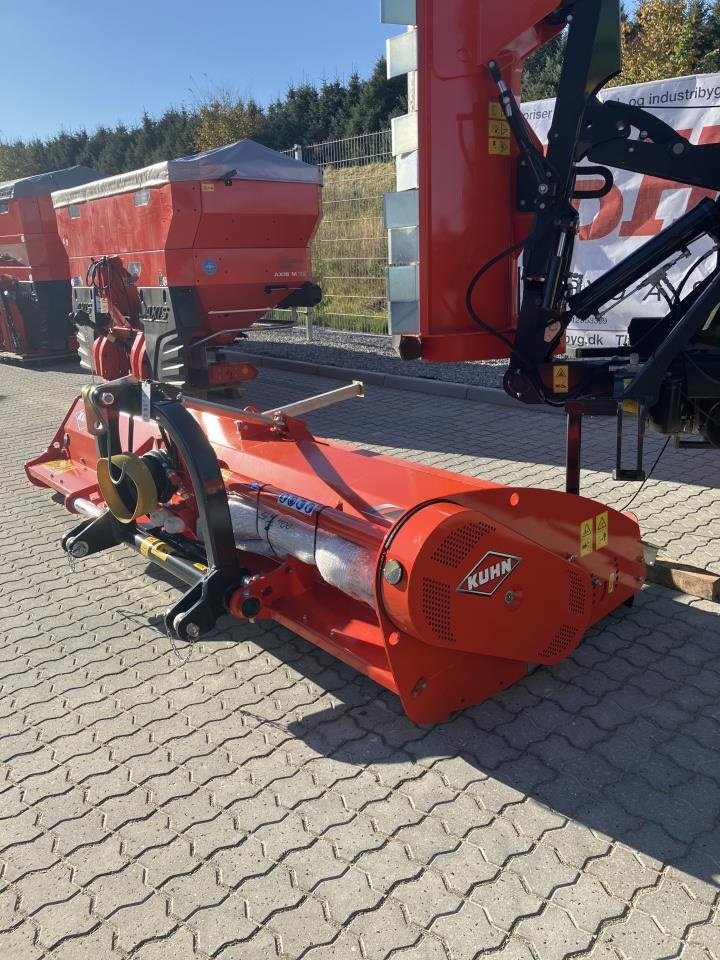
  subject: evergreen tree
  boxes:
[317,80,352,141]
[522,33,567,100]
[344,58,406,136]
[696,0,720,69]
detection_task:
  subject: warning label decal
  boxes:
[579,512,610,557]
[596,511,609,550]
[489,103,511,156]
[553,365,569,394]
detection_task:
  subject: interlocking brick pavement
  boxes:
[0,361,718,959]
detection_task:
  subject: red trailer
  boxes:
[52,140,323,392]
[0,166,101,361]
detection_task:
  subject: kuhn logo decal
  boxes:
[457,552,522,597]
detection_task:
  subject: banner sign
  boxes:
[523,74,720,350]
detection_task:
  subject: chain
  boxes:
[166,620,194,666]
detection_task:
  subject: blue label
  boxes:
[278,492,319,516]
[202,258,218,276]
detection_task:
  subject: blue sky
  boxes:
[2,0,398,141]
[4,2,642,143]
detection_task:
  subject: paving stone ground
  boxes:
[0,360,718,960]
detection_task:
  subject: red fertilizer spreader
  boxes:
[52,140,323,392]
[0,166,101,361]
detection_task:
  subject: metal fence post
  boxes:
[293,144,303,162]
[306,306,314,342]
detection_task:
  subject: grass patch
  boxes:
[311,161,394,334]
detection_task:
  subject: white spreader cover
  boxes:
[0,165,102,202]
[53,140,322,208]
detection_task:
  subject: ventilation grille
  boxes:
[422,578,453,644]
[430,522,495,568]
[568,570,586,616]
[539,624,578,660]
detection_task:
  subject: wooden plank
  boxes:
[643,543,720,602]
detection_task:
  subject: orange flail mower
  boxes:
[26,380,643,724]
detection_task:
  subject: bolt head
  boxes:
[538,183,549,195]
[185,623,200,639]
[69,541,89,559]
[100,392,115,406]
[383,559,404,586]
[504,590,515,605]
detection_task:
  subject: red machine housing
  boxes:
[385,0,562,361]
[0,166,101,359]
[51,140,323,388]
[26,388,644,723]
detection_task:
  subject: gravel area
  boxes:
[242,324,507,388]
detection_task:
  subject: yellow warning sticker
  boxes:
[44,459,75,474]
[489,119,511,138]
[580,519,594,557]
[595,511,609,551]
[553,365,569,394]
[201,182,215,192]
[140,536,175,561]
[608,571,617,594]
[489,102,504,119]
[193,562,209,573]
[489,138,511,156]
[220,468,233,483]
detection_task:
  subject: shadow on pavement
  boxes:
[270,587,720,886]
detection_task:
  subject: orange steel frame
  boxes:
[413,0,563,362]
